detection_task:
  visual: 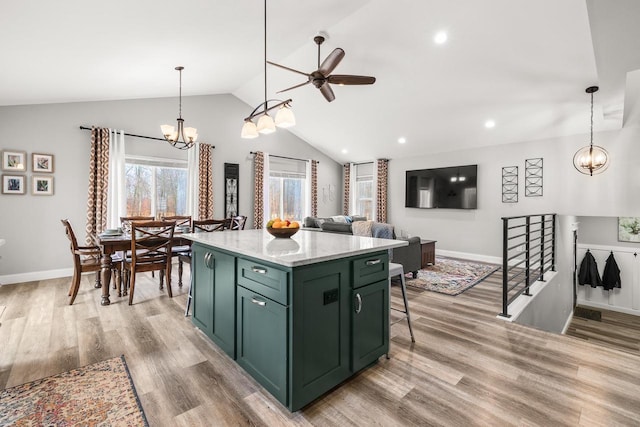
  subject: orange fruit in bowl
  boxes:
[272,221,283,229]
[290,221,299,229]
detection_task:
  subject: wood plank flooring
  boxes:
[1,268,640,426]
[566,305,640,356]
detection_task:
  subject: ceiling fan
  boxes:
[267,35,376,102]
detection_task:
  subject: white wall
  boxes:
[512,215,576,333]
[0,95,342,281]
[387,125,640,258]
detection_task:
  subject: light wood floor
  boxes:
[566,305,640,356]
[1,268,640,426]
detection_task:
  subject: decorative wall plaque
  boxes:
[502,166,518,203]
[224,163,239,217]
[525,158,543,197]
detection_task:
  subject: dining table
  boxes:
[94,231,192,305]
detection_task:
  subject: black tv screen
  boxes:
[405,165,478,209]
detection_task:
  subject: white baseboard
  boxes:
[0,268,73,286]
[576,299,640,317]
[0,259,182,286]
[561,311,574,335]
[436,249,502,265]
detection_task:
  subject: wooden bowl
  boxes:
[266,227,299,238]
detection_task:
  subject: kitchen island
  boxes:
[183,229,406,411]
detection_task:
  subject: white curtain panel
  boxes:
[186,141,200,217]
[262,152,270,227]
[349,163,356,215]
[107,129,126,229]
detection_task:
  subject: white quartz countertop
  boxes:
[182,229,407,267]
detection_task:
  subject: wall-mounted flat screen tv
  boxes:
[405,164,478,209]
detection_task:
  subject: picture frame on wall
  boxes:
[618,217,640,242]
[2,174,26,194]
[32,175,54,195]
[1,150,27,172]
[32,153,54,173]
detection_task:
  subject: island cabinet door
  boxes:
[191,245,236,358]
[236,286,288,406]
[352,279,389,372]
[290,261,351,411]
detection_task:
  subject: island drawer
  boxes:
[352,252,389,288]
[237,258,288,305]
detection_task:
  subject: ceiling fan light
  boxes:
[241,121,259,139]
[257,114,276,134]
[275,105,296,128]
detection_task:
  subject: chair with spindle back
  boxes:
[228,215,247,230]
[123,220,175,305]
[61,219,122,305]
[180,218,227,316]
[161,215,192,287]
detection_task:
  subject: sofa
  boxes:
[302,215,422,277]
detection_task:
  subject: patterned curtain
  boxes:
[343,163,350,215]
[376,159,389,223]
[198,143,213,219]
[311,160,318,217]
[253,152,265,229]
[85,127,110,244]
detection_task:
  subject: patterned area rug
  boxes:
[0,355,148,426]
[405,256,500,295]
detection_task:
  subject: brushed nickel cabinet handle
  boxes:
[251,297,267,307]
[365,259,381,266]
[355,293,362,314]
[251,267,267,274]
[205,252,215,269]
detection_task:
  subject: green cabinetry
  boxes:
[190,243,236,358]
[237,286,288,403]
[191,243,390,411]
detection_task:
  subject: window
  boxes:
[353,162,374,219]
[268,157,308,221]
[125,156,188,218]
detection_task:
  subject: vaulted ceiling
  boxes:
[1,0,639,163]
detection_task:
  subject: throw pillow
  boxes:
[331,215,348,223]
[352,220,374,237]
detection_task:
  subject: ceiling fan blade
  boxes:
[267,61,309,77]
[328,75,376,85]
[318,48,345,76]
[276,80,311,94]
[319,83,335,102]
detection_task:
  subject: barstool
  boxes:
[389,262,415,343]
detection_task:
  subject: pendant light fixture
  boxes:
[573,86,609,176]
[161,66,198,150]
[240,0,295,139]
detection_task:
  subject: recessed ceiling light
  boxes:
[485,120,496,129]
[434,31,448,45]
[398,137,406,144]
[341,149,348,154]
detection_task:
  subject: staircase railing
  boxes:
[500,213,556,318]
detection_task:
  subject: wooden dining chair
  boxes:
[180,219,226,316]
[123,220,175,305]
[161,215,192,288]
[61,219,122,305]
[228,215,247,230]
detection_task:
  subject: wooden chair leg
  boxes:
[68,271,82,305]
[94,271,101,288]
[68,269,78,297]
[165,264,173,298]
[128,269,136,305]
[178,259,183,287]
